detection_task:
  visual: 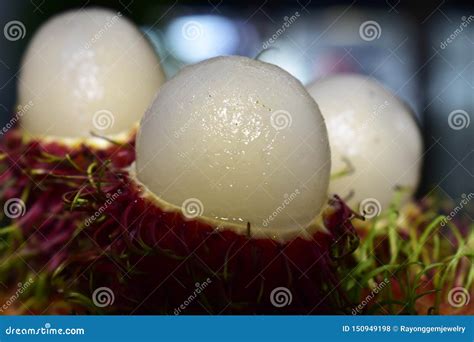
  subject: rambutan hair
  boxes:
[52,160,359,314]
[0,129,135,283]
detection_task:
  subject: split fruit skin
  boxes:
[0,129,360,314]
[56,163,359,314]
[0,129,135,278]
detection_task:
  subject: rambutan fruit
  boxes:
[305,75,471,314]
[0,7,164,298]
[54,56,360,314]
[307,74,423,212]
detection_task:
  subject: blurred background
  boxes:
[0,0,472,212]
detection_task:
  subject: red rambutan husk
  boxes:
[54,163,359,314]
[0,129,135,278]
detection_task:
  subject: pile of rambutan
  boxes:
[0,8,471,316]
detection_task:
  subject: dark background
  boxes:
[0,0,473,211]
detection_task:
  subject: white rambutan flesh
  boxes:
[307,74,423,211]
[136,56,331,238]
[18,8,165,141]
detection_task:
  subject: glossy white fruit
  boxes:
[307,74,423,211]
[136,56,331,237]
[18,8,165,141]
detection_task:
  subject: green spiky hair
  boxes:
[341,191,473,315]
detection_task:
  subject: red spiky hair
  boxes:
[53,160,359,314]
[0,129,135,278]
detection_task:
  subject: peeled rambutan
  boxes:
[52,56,360,314]
[0,7,164,294]
[307,74,423,211]
[55,167,359,314]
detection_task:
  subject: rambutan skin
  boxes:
[0,129,135,275]
[1,129,359,314]
[56,165,359,314]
